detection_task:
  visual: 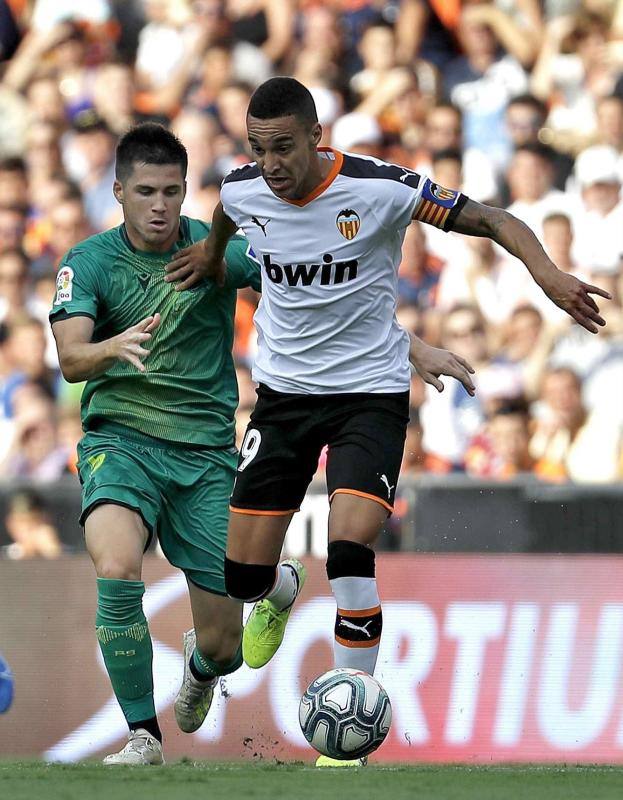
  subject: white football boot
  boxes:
[174,628,217,733]
[103,728,164,765]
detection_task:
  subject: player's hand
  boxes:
[165,239,226,291]
[539,270,611,334]
[110,314,161,372]
[409,337,476,396]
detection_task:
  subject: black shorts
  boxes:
[230,384,409,516]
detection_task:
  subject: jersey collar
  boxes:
[119,216,191,256]
[282,148,343,207]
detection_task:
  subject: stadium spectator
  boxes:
[91,61,138,135]
[503,94,574,194]
[63,110,118,230]
[419,304,486,472]
[436,235,529,326]
[1,489,62,559]
[331,112,383,157]
[0,157,29,210]
[24,120,64,189]
[4,315,59,400]
[0,207,26,253]
[444,4,528,168]
[0,249,48,325]
[0,392,68,481]
[505,143,569,237]
[571,145,623,275]
[595,94,623,154]
[530,366,587,480]
[413,103,497,203]
[495,304,553,398]
[532,11,618,144]
[466,398,535,479]
[397,221,443,309]
[31,196,92,276]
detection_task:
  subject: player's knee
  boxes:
[224,558,276,602]
[96,558,141,582]
[326,539,375,580]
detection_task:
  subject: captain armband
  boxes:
[413,178,468,232]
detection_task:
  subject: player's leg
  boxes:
[225,511,307,668]
[155,440,293,725]
[85,504,163,765]
[225,386,320,667]
[78,429,163,765]
[174,581,242,733]
[325,392,409,676]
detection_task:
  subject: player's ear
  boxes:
[113,180,124,205]
[310,123,322,148]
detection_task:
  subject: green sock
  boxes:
[192,643,243,680]
[95,578,156,725]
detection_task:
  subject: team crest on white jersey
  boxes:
[336,209,360,240]
[54,266,74,305]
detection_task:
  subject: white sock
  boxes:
[265,563,299,611]
[329,576,382,675]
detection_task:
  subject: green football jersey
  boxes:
[49,216,261,447]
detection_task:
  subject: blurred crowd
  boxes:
[0,0,622,555]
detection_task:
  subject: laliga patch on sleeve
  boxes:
[54,265,74,305]
[421,178,459,208]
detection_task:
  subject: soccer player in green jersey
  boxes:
[49,123,261,765]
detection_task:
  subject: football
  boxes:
[298,668,392,760]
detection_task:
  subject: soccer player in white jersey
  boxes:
[166,78,609,762]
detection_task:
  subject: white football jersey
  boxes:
[221,148,466,394]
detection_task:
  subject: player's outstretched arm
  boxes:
[52,313,161,382]
[449,199,611,334]
[165,202,238,291]
[409,334,476,396]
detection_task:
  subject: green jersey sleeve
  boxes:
[224,235,262,292]
[48,248,106,322]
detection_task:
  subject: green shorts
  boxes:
[77,422,237,595]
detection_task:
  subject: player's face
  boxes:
[114,162,186,252]
[247,114,323,201]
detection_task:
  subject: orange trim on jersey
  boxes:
[285,148,344,207]
[229,506,299,516]
[329,488,393,514]
[338,606,382,618]
[335,634,382,649]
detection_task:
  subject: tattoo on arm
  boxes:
[452,198,507,238]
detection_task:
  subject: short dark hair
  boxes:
[115,122,188,183]
[514,141,554,164]
[507,93,547,119]
[0,248,28,268]
[491,397,530,420]
[0,157,26,175]
[432,147,462,166]
[247,77,318,127]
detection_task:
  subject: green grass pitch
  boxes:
[2,761,623,800]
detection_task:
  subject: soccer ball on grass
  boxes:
[299,668,391,760]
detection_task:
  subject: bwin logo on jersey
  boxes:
[263,254,358,286]
[336,208,360,240]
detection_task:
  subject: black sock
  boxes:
[189,654,214,683]
[130,716,162,743]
